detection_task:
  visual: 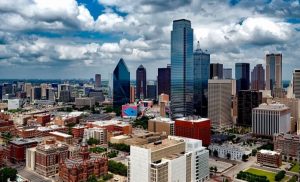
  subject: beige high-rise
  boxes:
[266,53,282,90]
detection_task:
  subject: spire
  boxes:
[197,41,200,50]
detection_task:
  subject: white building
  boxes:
[83,127,107,144]
[128,136,209,182]
[26,147,36,170]
[208,143,251,161]
[75,97,95,108]
[252,103,291,136]
[8,99,21,110]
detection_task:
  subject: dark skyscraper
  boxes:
[0,85,2,100]
[251,64,265,90]
[157,65,171,97]
[237,90,262,127]
[223,68,232,79]
[266,53,282,91]
[235,63,250,93]
[95,74,101,89]
[136,65,147,100]
[113,58,130,108]
[210,63,223,79]
[194,42,210,117]
[171,19,194,118]
[147,84,157,100]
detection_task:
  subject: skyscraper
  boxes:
[95,74,101,89]
[266,53,282,91]
[147,83,157,100]
[171,19,194,118]
[194,42,210,117]
[136,65,147,100]
[210,63,223,79]
[235,63,250,93]
[157,65,171,96]
[293,69,300,99]
[223,68,232,79]
[251,64,265,90]
[113,58,130,108]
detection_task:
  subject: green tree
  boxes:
[252,149,257,156]
[213,150,218,157]
[0,167,17,182]
[242,154,248,161]
[87,175,97,182]
[275,170,286,181]
[213,166,217,173]
[108,160,127,176]
[226,153,231,160]
[87,138,100,145]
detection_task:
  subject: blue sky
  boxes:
[0,0,299,80]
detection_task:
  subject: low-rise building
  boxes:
[148,117,174,136]
[208,143,251,161]
[257,150,282,168]
[71,125,85,138]
[49,131,73,144]
[75,97,95,109]
[274,133,300,162]
[84,127,107,144]
[35,114,51,126]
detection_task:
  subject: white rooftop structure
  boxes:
[255,103,289,111]
[259,150,280,155]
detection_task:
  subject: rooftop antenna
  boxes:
[197,41,200,50]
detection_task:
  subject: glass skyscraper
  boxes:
[157,65,171,97]
[235,63,250,93]
[171,19,194,118]
[194,41,210,117]
[266,53,282,91]
[136,65,147,100]
[251,64,265,90]
[113,58,130,108]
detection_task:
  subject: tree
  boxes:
[213,166,217,173]
[0,167,17,182]
[275,170,286,181]
[226,153,231,160]
[87,175,97,182]
[108,160,127,176]
[252,149,257,156]
[210,166,214,172]
[242,154,248,161]
[87,138,100,145]
[213,150,218,157]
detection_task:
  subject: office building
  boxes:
[75,97,95,109]
[266,53,282,91]
[175,117,211,146]
[237,90,262,127]
[0,85,2,100]
[235,63,250,93]
[147,83,157,100]
[252,103,291,136]
[257,150,282,168]
[35,138,69,177]
[208,79,232,128]
[130,85,135,103]
[157,65,171,96]
[26,147,36,170]
[170,19,194,118]
[128,136,209,182]
[40,83,48,99]
[251,64,265,90]
[194,41,210,117]
[148,117,175,136]
[113,58,130,108]
[136,65,147,100]
[210,63,223,79]
[274,133,300,162]
[59,90,71,103]
[293,69,300,99]
[95,74,101,89]
[208,143,251,161]
[84,127,107,145]
[7,138,40,163]
[223,68,232,79]
[88,89,105,103]
[31,86,42,101]
[8,99,21,110]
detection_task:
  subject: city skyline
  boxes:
[0,0,299,80]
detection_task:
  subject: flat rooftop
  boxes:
[49,131,72,138]
[254,103,289,111]
[140,139,184,152]
[259,150,280,155]
[10,138,42,145]
[176,117,209,122]
[150,117,174,123]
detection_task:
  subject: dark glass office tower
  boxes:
[157,65,171,96]
[171,19,194,118]
[194,42,210,117]
[266,53,282,91]
[136,65,147,100]
[147,84,157,100]
[251,64,265,90]
[113,58,130,108]
[237,90,262,126]
[0,85,2,100]
[210,63,223,79]
[235,63,250,93]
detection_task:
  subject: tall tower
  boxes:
[136,65,147,100]
[157,65,171,97]
[210,63,223,79]
[235,63,250,93]
[293,69,300,99]
[171,19,194,118]
[95,74,101,89]
[266,53,282,90]
[193,41,210,117]
[251,64,265,90]
[113,58,130,108]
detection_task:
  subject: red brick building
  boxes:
[257,150,282,168]
[6,138,39,163]
[35,114,51,126]
[175,117,211,146]
[72,125,85,138]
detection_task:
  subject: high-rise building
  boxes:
[223,68,232,79]
[147,84,157,100]
[136,65,147,100]
[95,74,101,89]
[293,69,300,99]
[130,85,135,103]
[128,136,209,182]
[40,83,48,99]
[24,83,32,98]
[208,79,232,128]
[170,19,194,118]
[193,42,210,117]
[210,63,223,79]
[235,63,250,93]
[251,64,265,90]
[252,103,291,136]
[157,65,171,96]
[0,85,2,100]
[113,58,130,108]
[266,53,282,91]
[31,86,42,101]
[237,90,262,127]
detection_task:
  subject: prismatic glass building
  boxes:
[171,19,194,118]
[113,58,130,108]
[266,53,282,91]
[136,65,147,100]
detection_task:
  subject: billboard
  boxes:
[122,105,138,118]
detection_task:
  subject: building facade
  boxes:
[148,117,175,136]
[252,103,291,136]
[210,63,223,79]
[113,58,130,108]
[208,143,251,161]
[251,64,265,90]
[170,19,194,118]
[95,74,101,89]
[235,63,250,93]
[136,65,147,100]
[223,68,232,79]
[266,53,282,91]
[208,79,232,129]
[257,150,282,168]
[293,69,300,99]
[274,133,300,161]
[157,65,171,96]
[194,42,210,117]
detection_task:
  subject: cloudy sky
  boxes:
[0,0,299,80]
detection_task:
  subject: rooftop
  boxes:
[150,117,174,123]
[255,103,289,111]
[10,138,42,145]
[49,131,72,138]
[140,139,184,152]
[176,117,209,123]
[259,150,280,155]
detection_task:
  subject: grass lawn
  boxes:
[290,163,300,173]
[245,168,289,182]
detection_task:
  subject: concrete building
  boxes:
[257,150,282,168]
[208,79,232,129]
[208,143,251,161]
[83,127,107,145]
[49,131,73,144]
[95,74,101,89]
[252,103,291,136]
[75,97,95,109]
[128,136,209,182]
[26,147,36,170]
[148,117,175,136]
[274,133,300,162]
[293,69,300,99]
[8,99,21,110]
